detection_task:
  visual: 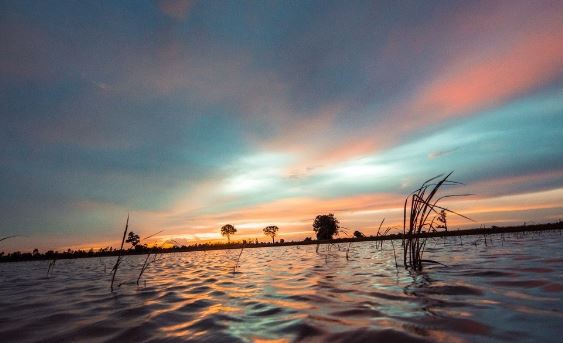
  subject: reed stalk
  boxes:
[110,214,129,291]
[137,253,152,286]
[0,235,18,242]
[391,239,398,270]
[375,218,385,249]
[47,259,56,277]
[233,247,244,273]
[136,231,164,286]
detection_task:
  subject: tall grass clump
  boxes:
[403,172,472,270]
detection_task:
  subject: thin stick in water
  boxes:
[110,214,129,292]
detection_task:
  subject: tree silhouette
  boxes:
[126,231,140,248]
[436,209,448,231]
[220,224,237,243]
[353,230,365,238]
[263,225,279,243]
[313,213,340,240]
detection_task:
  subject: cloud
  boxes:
[406,2,563,120]
[0,13,57,81]
[413,31,563,120]
[155,0,194,21]
[428,148,458,160]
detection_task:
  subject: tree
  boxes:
[313,213,340,240]
[126,231,140,248]
[263,225,279,243]
[353,230,365,238]
[220,224,237,243]
[436,209,448,231]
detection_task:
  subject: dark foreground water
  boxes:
[1,232,562,342]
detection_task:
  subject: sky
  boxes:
[1,0,563,252]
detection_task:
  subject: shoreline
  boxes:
[1,221,562,263]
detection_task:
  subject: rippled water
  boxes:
[1,232,562,342]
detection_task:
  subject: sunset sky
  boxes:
[1,0,563,251]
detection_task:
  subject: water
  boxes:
[1,232,562,342]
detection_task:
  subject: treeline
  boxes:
[0,239,300,263]
[1,221,561,263]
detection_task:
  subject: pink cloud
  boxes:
[402,2,563,123]
[413,30,563,121]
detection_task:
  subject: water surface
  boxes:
[1,232,562,342]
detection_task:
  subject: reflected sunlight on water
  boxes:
[1,232,562,342]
